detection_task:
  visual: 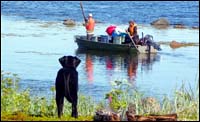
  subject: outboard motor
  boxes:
[144,35,162,51]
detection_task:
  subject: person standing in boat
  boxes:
[124,20,139,44]
[85,13,95,41]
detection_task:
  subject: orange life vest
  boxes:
[128,24,137,36]
[86,18,95,32]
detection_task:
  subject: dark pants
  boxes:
[87,34,94,41]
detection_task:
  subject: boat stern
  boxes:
[137,45,157,54]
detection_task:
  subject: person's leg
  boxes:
[89,34,93,41]
[133,35,139,45]
[87,34,89,40]
[110,36,113,43]
[124,35,131,44]
[87,34,93,41]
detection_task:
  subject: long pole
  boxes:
[80,2,87,23]
[126,31,139,52]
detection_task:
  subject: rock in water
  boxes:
[151,18,170,28]
[192,26,199,29]
[173,24,186,29]
[170,40,184,49]
[63,19,76,26]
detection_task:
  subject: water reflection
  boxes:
[85,54,94,83]
[76,49,160,84]
[126,55,138,81]
[139,53,159,72]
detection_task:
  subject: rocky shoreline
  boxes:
[62,18,199,30]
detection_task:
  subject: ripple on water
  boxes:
[15,51,63,56]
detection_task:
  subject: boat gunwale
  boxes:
[75,36,132,47]
[74,35,157,54]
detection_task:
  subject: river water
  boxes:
[1,1,199,102]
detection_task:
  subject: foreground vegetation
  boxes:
[1,71,199,121]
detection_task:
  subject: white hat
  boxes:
[88,13,92,17]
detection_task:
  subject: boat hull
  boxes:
[75,35,157,54]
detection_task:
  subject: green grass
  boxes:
[1,71,95,121]
[1,70,199,121]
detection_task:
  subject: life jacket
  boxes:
[86,18,95,32]
[128,24,137,36]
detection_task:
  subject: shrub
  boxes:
[1,71,199,121]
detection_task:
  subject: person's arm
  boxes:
[127,27,130,32]
[126,28,133,37]
[134,26,138,35]
[125,28,130,34]
[83,18,88,27]
[85,22,89,30]
[85,18,88,23]
[85,18,90,27]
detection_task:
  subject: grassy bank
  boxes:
[1,71,199,121]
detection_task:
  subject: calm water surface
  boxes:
[1,1,199,102]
